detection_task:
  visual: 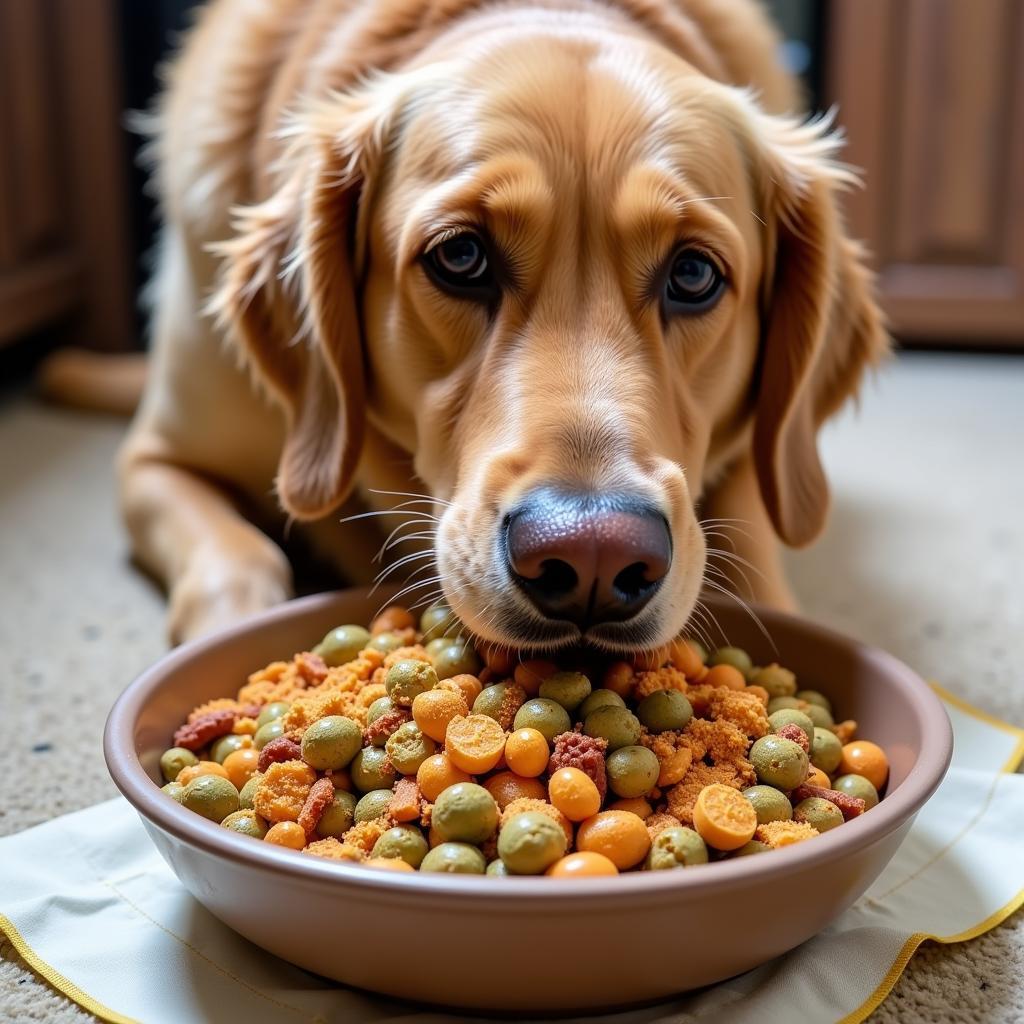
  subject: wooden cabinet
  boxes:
[825,0,1024,345]
[0,0,134,352]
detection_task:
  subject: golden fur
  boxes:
[120,0,886,646]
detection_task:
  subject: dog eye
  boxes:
[664,249,725,312]
[423,232,496,298]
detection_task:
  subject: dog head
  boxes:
[213,18,885,653]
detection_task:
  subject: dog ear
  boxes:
[208,83,402,520]
[746,109,888,547]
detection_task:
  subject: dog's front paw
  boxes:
[168,551,294,645]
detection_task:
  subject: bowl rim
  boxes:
[104,589,953,905]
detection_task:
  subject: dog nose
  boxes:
[505,489,671,626]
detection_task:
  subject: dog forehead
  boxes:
[396,34,752,207]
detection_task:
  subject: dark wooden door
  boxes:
[826,0,1024,345]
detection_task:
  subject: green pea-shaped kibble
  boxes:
[385,721,436,775]
[420,842,486,874]
[583,706,642,751]
[793,797,844,833]
[636,690,693,732]
[749,735,809,791]
[300,715,363,770]
[314,624,372,667]
[767,696,804,716]
[811,727,843,774]
[833,773,879,809]
[486,859,511,876]
[733,840,771,857]
[606,745,660,798]
[538,671,592,713]
[646,826,708,869]
[498,811,567,874]
[578,689,625,720]
[181,775,239,823]
[768,709,816,746]
[513,698,571,743]
[221,809,268,839]
[805,704,835,729]
[355,789,395,823]
[431,643,482,680]
[424,637,451,660]
[367,631,404,655]
[796,689,832,713]
[366,695,394,724]
[350,746,397,792]
[432,783,500,844]
[316,790,357,838]
[385,659,438,706]
[420,603,460,641]
[256,701,291,728]
[210,734,250,764]
[741,785,794,824]
[160,747,198,783]
[161,782,184,803]
[473,682,519,722]
[372,825,429,868]
[709,646,753,677]
[238,773,262,810]
[751,664,797,698]
[253,720,285,750]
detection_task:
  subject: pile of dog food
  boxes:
[158,604,889,876]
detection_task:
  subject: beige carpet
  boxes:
[1,351,1021,1023]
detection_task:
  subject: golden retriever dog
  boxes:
[120,0,886,651]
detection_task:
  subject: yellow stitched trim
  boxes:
[930,682,1024,773]
[0,912,139,1024]
[837,886,1024,1024]
[103,880,319,1023]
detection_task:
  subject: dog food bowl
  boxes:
[104,588,951,1012]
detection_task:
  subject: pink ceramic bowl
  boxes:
[104,589,951,1013]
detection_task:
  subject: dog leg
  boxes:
[701,454,798,612]
[119,229,294,644]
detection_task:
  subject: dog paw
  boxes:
[168,552,294,645]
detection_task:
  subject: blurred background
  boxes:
[0,0,1020,371]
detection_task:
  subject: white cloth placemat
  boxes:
[1,687,1022,1024]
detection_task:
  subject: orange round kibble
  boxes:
[445,714,506,774]
[576,810,651,869]
[548,767,602,822]
[483,771,547,809]
[370,605,415,634]
[504,728,550,777]
[547,851,619,878]
[222,747,260,789]
[480,643,516,677]
[602,662,635,699]
[704,664,746,691]
[634,647,669,671]
[514,660,557,696]
[264,821,306,850]
[329,769,352,790]
[606,797,653,819]
[669,638,705,678]
[412,688,468,742]
[416,753,472,801]
[442,673,483,707]
[364,856,415,872]
[692,783,758,851]
[839,741,889,791]
[805,765,831,789]
[176,761,229,785]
